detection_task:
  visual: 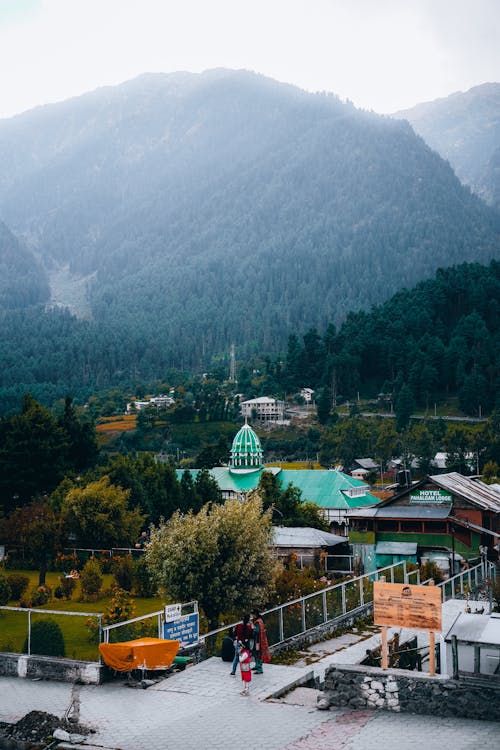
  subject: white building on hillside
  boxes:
[240,396,286,422]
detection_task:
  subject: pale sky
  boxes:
[0,0,499,119]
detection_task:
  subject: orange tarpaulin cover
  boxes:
[99,638,180,672]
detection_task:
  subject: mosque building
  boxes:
[177,420,380,535]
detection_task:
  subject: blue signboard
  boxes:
[163,613,199,647]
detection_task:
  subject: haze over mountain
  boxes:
[0,69,499,396]
[395,82,500,208]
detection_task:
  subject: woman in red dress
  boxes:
[250,608,271,674]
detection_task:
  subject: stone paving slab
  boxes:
[151,656,315,700]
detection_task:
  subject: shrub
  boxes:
[6,574,30,601]
[80,557,103,600]
[133,556,157,598]
[86,585,136,642]
[23,618,65,657]
[0,574,12,605]
[419,560,445,585]
[30,585,52,607]
[59,575,77,600]
[54,586,64,600]
[113,555,134,592]
[54,551,79,572]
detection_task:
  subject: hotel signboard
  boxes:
[409,489,452,505]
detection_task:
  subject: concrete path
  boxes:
[0,598,497,749]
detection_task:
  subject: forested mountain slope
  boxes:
[0,69,499,384]
[282,261,500,417]
[395,82,500,208]
[0,220,49,309]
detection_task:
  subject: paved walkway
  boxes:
[1,656,497,750]
[0,598,497,749]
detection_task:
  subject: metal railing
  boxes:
[201,560,409,656]
[422,560,497,606]
[0,605,102,661]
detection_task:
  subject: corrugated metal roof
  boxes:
[272,526,346,548]
[176,468,382,510]
[354,458,379,470]
[375,542,418,555]
[430,472,500,512]
[445,613,500,645]
[347,505,451,519]
[375,505,452,519]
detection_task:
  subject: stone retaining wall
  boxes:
[0,652,102,683]
[323,664,500,722]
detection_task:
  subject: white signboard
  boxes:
[164,603,182,621]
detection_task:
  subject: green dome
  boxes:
[229,422,263,473]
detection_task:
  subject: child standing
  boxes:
[238,641,252,696]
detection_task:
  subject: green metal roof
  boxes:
[176,468,380,510]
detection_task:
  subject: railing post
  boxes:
[451,635,459,679]
[403,560,408,583]
[301,599,306,633]
[28,609,31,656]
[390,565,394,584]
[359,577,364,607]
[460,572,464,595]
[279,606,284,642]
[341,584,346,615]
[473,645,481,674]
[322,591,327,623]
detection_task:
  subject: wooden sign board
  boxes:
[373,582,442,631]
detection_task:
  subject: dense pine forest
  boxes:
[276,261,500,417]
[1,261,500,418]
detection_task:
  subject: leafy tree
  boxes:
[80,557,103,600]
[257,471,327,529]
[395,384,415,432]
[482,460,499,484]
[3,500,60,585]
[58,396,99,471]
[104,454,181,525]
[60,477,144,549]
[193,468,223,510]
[408,421,436,475]
[0,394,69,513]
[146,495,277,630]
[318,417,371,469]
[445,426,473,474]
[316,387,332,425]
[0,573,11,605]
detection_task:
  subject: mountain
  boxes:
[0,220,49,309]
[395,82,500,208]
[0,69,499,392]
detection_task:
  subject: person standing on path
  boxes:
[250,608,271,674]
[230,614,252,676]
[238,640,252,695]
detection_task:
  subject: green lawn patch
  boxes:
[0,570,165,661]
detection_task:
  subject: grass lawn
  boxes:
[0,570,165,661]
